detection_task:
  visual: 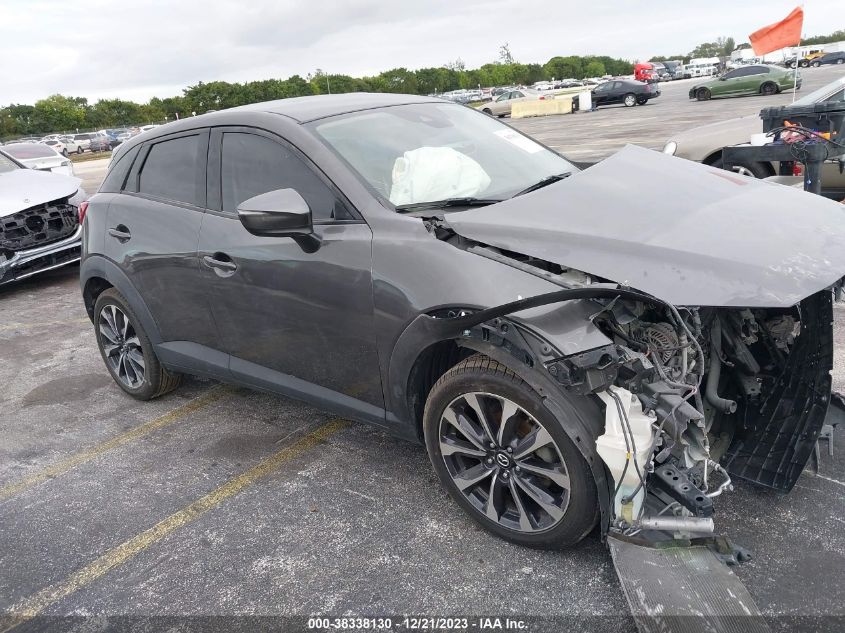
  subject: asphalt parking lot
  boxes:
[2,68,845,632]
[510,65,844,161]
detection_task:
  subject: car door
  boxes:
[197,127,385,411]
[105,129,219,349]
[604,82,624,104]
[592,82,611,105]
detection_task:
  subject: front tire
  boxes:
[423,355,598,549]
[482,108,492,115]
[696,87,711,101]
[94,288,181,400]
[811,61,821,68]
[623,93,637,107]
[77,147,83,154]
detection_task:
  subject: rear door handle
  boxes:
[108,225,131,241]
[202,253,237,275]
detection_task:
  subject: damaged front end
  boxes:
[544,287,836,539]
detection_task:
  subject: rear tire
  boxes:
[423,354,598,549]
[623,93,637,107]
[696,88,711,101]
[761,82,778,96]
[837,59,844,65]
[636,96,648,105]
[94,288,181,400]
[77,147,83,154]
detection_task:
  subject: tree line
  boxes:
[0,54,633,139]
[4,27,842,140]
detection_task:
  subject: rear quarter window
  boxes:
[100,145,140,193]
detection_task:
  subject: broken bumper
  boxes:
[0,225,82,286]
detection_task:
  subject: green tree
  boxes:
[803,29,845,45]
[86,99,144,128]
[583,60,606,77]
[722,37,736,55]
[32,95,86,133]
[543,56,583,80]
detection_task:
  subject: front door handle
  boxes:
[108,225,131,241]
[202,253,237,275]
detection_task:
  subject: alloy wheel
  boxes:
[99,304,145,388]
[438,392,571,533]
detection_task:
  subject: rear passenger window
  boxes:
[220,132,351,221]
[139,135,199,206]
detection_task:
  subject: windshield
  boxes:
[0,151,22,173]
[310,102,576,207]
[793,76,845,106]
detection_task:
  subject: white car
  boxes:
[72,133,96,152]
[1,143,74,176]
[43,138,80,156]
[0,149,85,285]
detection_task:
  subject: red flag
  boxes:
[749,7,804,56]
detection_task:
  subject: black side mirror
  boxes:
[719,76,727,81]
[237,188,321,251]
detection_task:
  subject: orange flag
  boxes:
[749,7,804,56]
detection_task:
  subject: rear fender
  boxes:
[79,254,162,345]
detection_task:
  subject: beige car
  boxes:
[476,89,543,117]
[663,75,845,189]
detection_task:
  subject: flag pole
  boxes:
[793,4,804,102]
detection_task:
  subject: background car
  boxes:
[689,65,797,100]
[72,133,96,152]
[476,89,545,117]
[812,52,845,67]
[574,79,659,109]
[0,148,85,285]
[43,139,69,156]
[664,75,845,192]
[1,142,74,176]
[88,134,112,152]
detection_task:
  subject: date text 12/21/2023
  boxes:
[307,617,529,630]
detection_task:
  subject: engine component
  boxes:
[633,322,678,364]
[651,462,714,517]
[638,380,707,465]
[704,318,737,414]
[705,460,733,498]
[596,386,658,522]
[633,516,715,533]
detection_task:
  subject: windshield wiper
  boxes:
[394,197,503,213]
[511,172,572,198]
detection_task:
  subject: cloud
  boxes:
[2,0,841,104]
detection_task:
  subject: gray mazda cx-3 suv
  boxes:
[81,93,845,550]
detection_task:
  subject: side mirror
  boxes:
[237,188,321,251]
[719,76,727,81]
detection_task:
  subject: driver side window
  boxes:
[220,132,352,222]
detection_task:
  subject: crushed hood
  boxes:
[0,169,81,218]
[447,145,845,307]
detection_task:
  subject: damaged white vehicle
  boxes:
[0,148,86,285]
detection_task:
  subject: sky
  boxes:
[1,0,841,105]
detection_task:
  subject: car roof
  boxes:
[226,92,445,123]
